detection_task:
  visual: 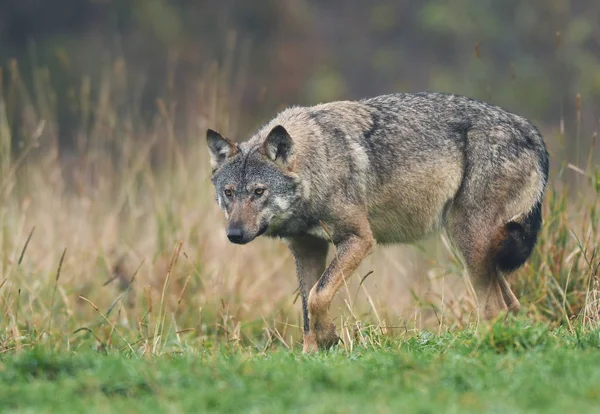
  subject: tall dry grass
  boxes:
[0,55,598,354]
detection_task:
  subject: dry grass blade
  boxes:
[17,226,35,267]
[78,296,99,312]
[105,292,126,319]
[46,248,67,334]
[567,163,591,178]
[72,327,107,349]
[353,270,374,305]
[358,270,374,287]
[152,241,184,355]
[177,275,191,306]
[106,260,144,317]
[78,295,135,353]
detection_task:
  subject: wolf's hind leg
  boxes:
[288,235,329,353]
[446,215,510,319]
[307,216,374,351]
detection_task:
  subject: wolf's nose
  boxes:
[227,228,245,244]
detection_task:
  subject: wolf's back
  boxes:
[358,92,549,272]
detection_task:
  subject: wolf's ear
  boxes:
[261,125,294,167]
[206,129,239,170]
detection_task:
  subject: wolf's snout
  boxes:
[227,227,245,244]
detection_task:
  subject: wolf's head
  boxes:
[206,125,303,244]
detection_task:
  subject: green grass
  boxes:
[2,321,600,413]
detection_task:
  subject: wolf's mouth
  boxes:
[256,223,269,238]
[227,222,269,245]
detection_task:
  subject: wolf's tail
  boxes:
[492,145,548,273]
[493,200,543,273]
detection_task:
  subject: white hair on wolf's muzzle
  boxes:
[255,206,274,227]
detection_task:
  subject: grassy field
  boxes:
[0,56,599,413]
[2,320,600,413]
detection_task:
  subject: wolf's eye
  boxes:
[224,189,233,197]
[254,188,265,196]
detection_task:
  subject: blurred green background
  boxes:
[1,0,599,156]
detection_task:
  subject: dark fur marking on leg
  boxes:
[301,295,310,333]
[315,273,329,292]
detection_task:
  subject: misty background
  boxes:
[1,0,599,167]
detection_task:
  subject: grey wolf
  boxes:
[206,92,549,352]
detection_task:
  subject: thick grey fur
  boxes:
[207,92,549,351]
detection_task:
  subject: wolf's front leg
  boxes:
[287,235,330,353]
[307,225,374,351]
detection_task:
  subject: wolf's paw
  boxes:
[302,323,340,353]
[303,318,340,353]
[302,334,319,353]
[315,322,340,350]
